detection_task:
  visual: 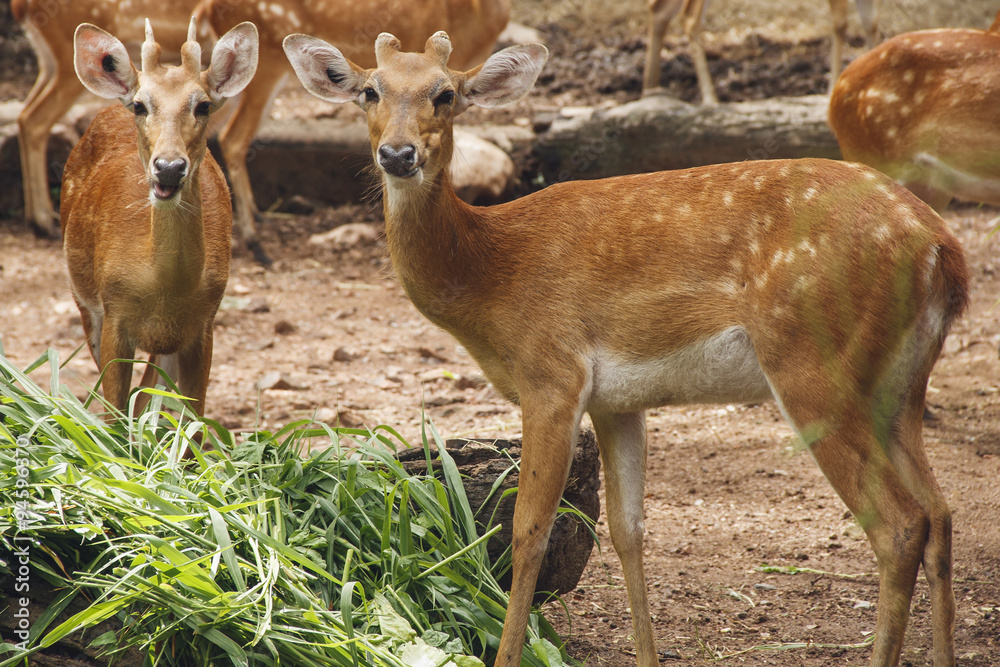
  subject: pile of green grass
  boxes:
[0,348,567,667]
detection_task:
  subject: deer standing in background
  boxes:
[644,0,879,102]
[11,0,206,239]
[829,15,1000,212]
[284,29,966,667]
[200,0,510,265]
[61,18,257,417]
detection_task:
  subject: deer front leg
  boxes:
[591,411,657,667]
[217,63,284,265]
[495,385,586,667]
[98,322,135,415]
[18,73,83,238]
[176,327,213,417]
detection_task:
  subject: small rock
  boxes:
[333,346,361,362]
[419,368,455,382]
[418,346,449,362]
[230,282,252,295]
[274,320,297,335]
[278,194,322,215]
[754,583,776,591]
[384,366,406,383]
[246,339,275,352]
[219,295,251,311]
[255,372,305,391]
[308,222,379,248]
[332,307,356,320]
[455,373,488,390]
[853,600,873,610]
[313,407,338,423]
[248,297,270,313]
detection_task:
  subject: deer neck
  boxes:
[381,165,487,327]
[146,171,207,292]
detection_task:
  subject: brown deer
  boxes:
[829,16,1000,212]
[644,0,880,102]
[200,0,510,264]
[11,0,207,239]
[61,18,257,417]
[283,30,967,667]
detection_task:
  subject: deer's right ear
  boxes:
[283,34,368,105]
[74,24,138,102]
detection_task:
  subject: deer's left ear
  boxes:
[283,34,370,105]
[74,24,138,102]
[459,44,548,111]
[205,21,259,101]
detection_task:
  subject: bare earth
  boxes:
[0,0,998,665]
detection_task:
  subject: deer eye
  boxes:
[132,101,148,117]
[194,101,211,117]
[363,87,379,104]
[434,90,455,107]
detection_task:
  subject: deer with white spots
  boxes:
[200,0,511,264]
[644,0,879,102]
[61,18,257,417]
[829,15,1000,212]
[283,29,967,667]
[11,0,209,239]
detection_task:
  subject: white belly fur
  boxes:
[588,326,773,414]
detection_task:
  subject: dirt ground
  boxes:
[1,0,999,665]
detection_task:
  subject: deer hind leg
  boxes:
[590,411,658,667]
[217,64,286,265]
[680,0,716,105]
[644,0,687,93]
[828,0,849,88]
[494,383,587,667]
[17,37,83,238]
[765,359,951,666]
[134,352,181,415]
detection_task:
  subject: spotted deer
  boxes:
[200,0,510,264]
[283,29,967,667]
[61,18,257,417]
[829,16,1000,212]
[644,0,879,102]
[11,0,207,239]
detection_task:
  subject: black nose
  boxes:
[377,144,418,178]
[153,158,187,187]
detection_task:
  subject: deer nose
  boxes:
[153,158,188,187]
[377,144,418,178]
[151,158,187,200]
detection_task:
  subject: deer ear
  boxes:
[204,21,258,100]
[460,44,548,110]
[283,34,369,104]
[74,24,138,102]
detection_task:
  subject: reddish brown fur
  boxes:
[202,0,510,262]
[286,32,968,667]
[830,18,1000,211]
[62,105,231,415]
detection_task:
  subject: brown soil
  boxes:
[1,0,998,665]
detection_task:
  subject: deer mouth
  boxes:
[152,181,180,200]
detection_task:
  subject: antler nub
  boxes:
[141,17,162,72]
[426,31,452,66]
[181,15,201,72]
[375,33,402,67]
